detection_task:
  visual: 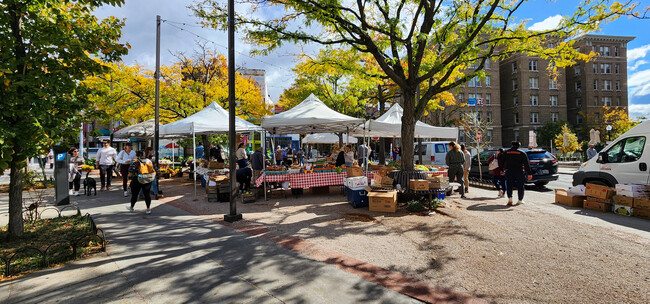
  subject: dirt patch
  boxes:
[343,213,376,222]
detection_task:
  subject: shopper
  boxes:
[96,139,117,191]
[236,164,253,193]
[236,143,248,168]
[344,145,355,167]
[335,146,346,167]
[195,142,205,160]
[445,141,466,198]
[503,141,532,205]
[144,147,161,199]
[126,150,154,215]
[116,143,136,197]
[215,144,225,163]
[68,148,85,196]
[296,148,305,166]
[488,148,506,198]
[461,144,471,193]
[47,149,54,169]
[275,146,283,166]
[251,147,265,184]
[586,144,598,160]
[357,142,371,167]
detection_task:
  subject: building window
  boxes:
[603,80,612,91]
[529,60,538,71]
[469,61,478,69]
[575,65,581,75]
[577,114,583,124]
[549,79,558,89]
[512,62,517,73]
[469,93,481,100]
[615,64,620,73]
[515,113,519,124]
[593,79,598,90]
[575,80,581,91]
[477,112,482,121]
[514,96,519,107]
[529,77,539,89]
[469,77,480,87]
[485,60,490,69]
[487,111,492,123]
[547,42,556,49]
[487,130,493,142]
[593,64,597,73]
[530,95,539,106]
[594,96,599,106]
[459,130,465,142]
[615,46,619,56]
[551,112,559,122]
[530,112,539,123]
[600,63,611,74]
[600,46,610,56]
[512,79,518,90]
[603,97,612,106]
[515,131,520,141]
[485,93,491,105]
[617,97,621,106]
[458,93,464,103]
[485,76,491,87]
[577,97,582,108]
[550,95,558,106]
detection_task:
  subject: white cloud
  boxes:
[628,104,650,119]
[629,59,648,71]
[628,44,650,62]
[629,69,650,97]
[528,15,563,31]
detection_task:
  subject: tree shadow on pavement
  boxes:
[466,203,513,212]
[554,203,650,232]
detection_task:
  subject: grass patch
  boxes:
[0,215,104,280]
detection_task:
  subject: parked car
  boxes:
[413,141,450,166]
[573,120,650,186]
[470,149,559,187]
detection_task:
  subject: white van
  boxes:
[573,120,650,186]
[413,141,450,166]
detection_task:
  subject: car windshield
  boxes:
[527,152,553,160]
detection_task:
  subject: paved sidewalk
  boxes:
[0,186,483,303]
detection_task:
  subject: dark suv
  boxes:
[469,149,559,187]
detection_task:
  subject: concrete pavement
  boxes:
[0,186,484,303]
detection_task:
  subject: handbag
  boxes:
[138,172,156,184]
[488,158,499,171]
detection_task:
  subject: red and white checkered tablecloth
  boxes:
[254,173,289,187]
[427,171,448,177]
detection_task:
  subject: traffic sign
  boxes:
[476,132,482,142]
[467,98,476,106]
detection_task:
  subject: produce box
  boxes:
[613,195,634,207]
[208,161,225,169]
[429,180,450,190]
[206,182,218,194]
[379,167,396,176]
[427,174,446,182]
[583,196,612,204]
[583,199,611,212]
[613,205,633,216]
[346,166,364,177]
[615,184,650,192]
[633,207,650,220]
[585,183,615,200]
[345,187,369,208]
[344,176,368,189]
[409,179,429,191]
[207,192,219,202]
[369,164,383,171]
[555,189,585,208]
[368,190,397,213]
[633,197,650,209]
[210,175,229,184]
[373,175,394,187]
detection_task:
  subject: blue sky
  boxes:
[96,0,650,117]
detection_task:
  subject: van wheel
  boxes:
[534,182,549,187]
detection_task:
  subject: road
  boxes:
[543,167,575,190]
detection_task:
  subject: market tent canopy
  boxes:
[261,94,364,134]
[302,133,358,144]
[349,103,458,139]
[160,101,263,136]
[113,119,157,139]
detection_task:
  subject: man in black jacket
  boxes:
[251,148,265,184]
[502,141,532,205]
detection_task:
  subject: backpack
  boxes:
[137,158,156,184]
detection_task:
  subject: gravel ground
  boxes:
[6,178,647,303]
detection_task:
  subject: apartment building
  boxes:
[565,34,634,140]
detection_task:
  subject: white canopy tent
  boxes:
[113,119,157,139]
[349,103,458,140]
[261,94,364,134]
[302,133,358,144]
[160,102,264,200]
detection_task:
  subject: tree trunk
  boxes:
[337,133,343,148]
[8,146,24,239]
[201,135,209,155]
[378,85,386,165]
[401,92,417,171]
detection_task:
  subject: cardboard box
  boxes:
[584,196,611,204]
[429,180,450,190]
[379,167,396,176]
[346,166,364,177]
[555,189,586,208]
[585,183,615,200]
[344,176,368,189]
[633,197,650,209]
[409,179,429,191]
[368,190,397,213]
[427,174,446,182]
[583,199,612,212]
[613,205,633,216]
[633,207,650,220]
[613,195,634,207]
[210,175,229,184]
[616,189,650,198]
[615,184,650,193]
[369,164,383,171]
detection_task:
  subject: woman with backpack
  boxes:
[126,151,155,215]
[488,148,506,198]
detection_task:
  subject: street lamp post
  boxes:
[606,125,612,142]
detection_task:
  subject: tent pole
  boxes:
[193,122,197,201]
[262,131,267,201]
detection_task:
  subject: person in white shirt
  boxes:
[461,144,471,193]
[116,142,137,197]
[96,139,118,191]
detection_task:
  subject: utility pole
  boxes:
[154,15,161,169]
[225,0,242,222]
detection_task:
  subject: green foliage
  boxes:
[554,124,581,155]
[539,121,568,149]
[406,200,427,212]
[84,158,97,167]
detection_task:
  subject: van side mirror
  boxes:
[597,152,607,164]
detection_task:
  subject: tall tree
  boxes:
[580,106,640,141]
[192,0,635,170]
[555,124,581,156]
[1,0,128,238]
